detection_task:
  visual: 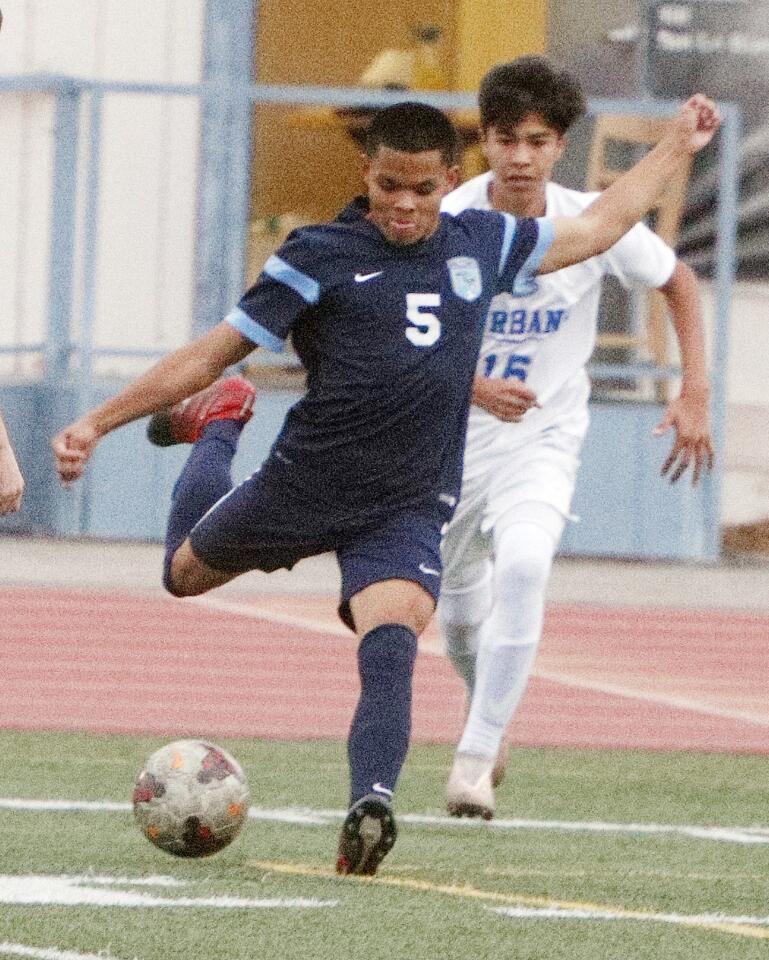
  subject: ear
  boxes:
[554,134,567,162]
[445,164,460,192]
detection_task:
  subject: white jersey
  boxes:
[441,173,677,471]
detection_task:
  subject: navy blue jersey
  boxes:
[227,198,553,522]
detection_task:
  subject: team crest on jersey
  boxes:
[447,257,482,302]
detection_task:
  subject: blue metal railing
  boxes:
[0,72,740,556]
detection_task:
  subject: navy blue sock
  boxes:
[347,623,418,805]
[162,419,243,590]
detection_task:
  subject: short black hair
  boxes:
[479,56,586,135]
[366,102,460,166]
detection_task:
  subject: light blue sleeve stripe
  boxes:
[225,307,285,353]
[264,254,320,304]
[497,212,518,276]
[519,218,555,276]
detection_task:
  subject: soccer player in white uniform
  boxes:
[440,57,714,819]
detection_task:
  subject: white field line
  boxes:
[0,875,338,910]
[191,595,769,727]
[0,944,120,960]
[491,905,769,938]
[493,904,769,926]
[1,797,767,845]
[0,800,128,813]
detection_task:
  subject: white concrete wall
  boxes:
[0,91,54,377]
[0,0,205,378]
[700,279,769,524]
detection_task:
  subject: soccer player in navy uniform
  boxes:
[54,98,719,875]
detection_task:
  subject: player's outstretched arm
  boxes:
[651,261,714,484]
[0,414,25,515]
[52,322,255,485]
[538,94,720,275]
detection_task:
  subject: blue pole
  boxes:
[45,84,80,383]
[76,91,105,534]
[704,102,741,561]
[193,0,256,339]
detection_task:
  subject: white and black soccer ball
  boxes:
[132,739,250,857]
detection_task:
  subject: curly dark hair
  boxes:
[479,56,586,135]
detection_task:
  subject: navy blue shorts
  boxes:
[188,459,449,631]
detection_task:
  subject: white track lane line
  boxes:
[534,668,769,727]
[190,595,769,726]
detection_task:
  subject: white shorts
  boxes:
[441,422,586,589]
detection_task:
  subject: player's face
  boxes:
[482,113,565,212]
[364,146,459,245]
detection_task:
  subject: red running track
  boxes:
[1,585,767,753]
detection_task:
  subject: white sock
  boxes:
[438,563,492,694]
[444,622,481,693]
[457,517,559,759]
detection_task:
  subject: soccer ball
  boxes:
[132,739,250,857]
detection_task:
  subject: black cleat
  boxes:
[336,794,397,876]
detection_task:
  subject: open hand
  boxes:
[653,388,713,484]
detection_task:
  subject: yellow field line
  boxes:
[250,860,769,940]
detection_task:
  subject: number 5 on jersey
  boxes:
[406,293,441,347]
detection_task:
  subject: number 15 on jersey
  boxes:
[482,353,531,381]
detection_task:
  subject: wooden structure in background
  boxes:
[587,113,692,368]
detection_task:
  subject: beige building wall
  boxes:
[454,0,547,91]
[0,0,204,377]
[253,0,456,221]
[252,0,547,221]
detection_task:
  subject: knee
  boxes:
[350,580,435,638]
[493,520,557,601]
[163,575,196,599]
[162,552,185,597]
[163,542,211,598]
[495,551,551,600]
[392,594,434,637]
[162,569,200,598]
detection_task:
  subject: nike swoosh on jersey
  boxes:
[418,563,441,577]
[354,271,384,282]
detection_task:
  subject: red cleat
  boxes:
[147,376,256,446]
